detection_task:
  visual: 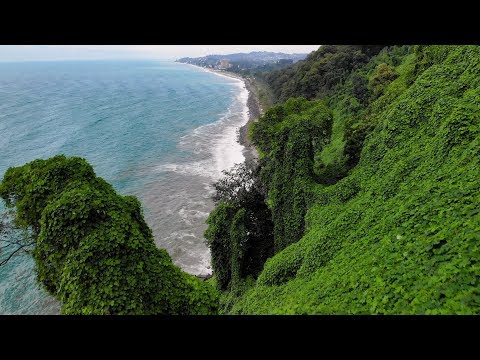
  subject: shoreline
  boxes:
[179,63,264,280]
[238,76,261,163]
[182,64,262,163]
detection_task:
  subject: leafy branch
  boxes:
[0,211,35,266]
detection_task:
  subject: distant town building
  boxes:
[278,59,294,65]
[218,59,231,69]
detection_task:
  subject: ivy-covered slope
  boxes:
[251,99,333,252]
[229,46,480,314]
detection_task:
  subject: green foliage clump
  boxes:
[205,162,274,291]
[256,241,304,286]
[227,45,480,314]
[205,202,236,290]
[322,46,414,177]
[251,97,333,251]
[343,117,376,169]
[368,63,398,98]
[0,155,218,314]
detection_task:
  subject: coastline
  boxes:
[182,64,262,163]
[179,63,264,281]
[238,76,261,163]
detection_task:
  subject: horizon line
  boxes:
[0,58,177,63]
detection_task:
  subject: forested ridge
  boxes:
[261,45,385,103]
[206,45,480,314]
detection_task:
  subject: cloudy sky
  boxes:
[0,45,320,62]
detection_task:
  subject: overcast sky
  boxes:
[0,45,320,62]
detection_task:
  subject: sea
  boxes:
[0,60,248,314]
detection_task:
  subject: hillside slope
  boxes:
[262,45,385,103]
[225,45,480,314]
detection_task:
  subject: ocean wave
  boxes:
[147,74,249,276]
[178,208,210,226]
[157,77,249,181]
[1,60,248,312]
[154,161,214,178]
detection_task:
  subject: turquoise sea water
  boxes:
[0,60,248,314]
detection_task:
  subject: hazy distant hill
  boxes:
[176,51,308,73]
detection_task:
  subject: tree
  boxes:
[368,63,398,98]
[0,211,34,266]
[212,159,267,207]
[351,73,370,105]
[250,98,333,251]
[205,160,274,290]
[0,155,218,314]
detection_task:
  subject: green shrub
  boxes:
[0,155,218,314]
[368,63,398,99]
[205,161,274,291]
[252,98,333,251]
[257,241,304,286]
[344,116,376,169]
[204,202,236,290]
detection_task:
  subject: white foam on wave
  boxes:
[155,160,213,178]
[155,72,249,181]
[178,207,211,225]
[212,80,249,178]
[181,62,245,84]
[150,65,250,275]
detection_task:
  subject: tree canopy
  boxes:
[0,155,218,314]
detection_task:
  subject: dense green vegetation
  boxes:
[262,45,385,103]
[0,155,218,314]
[2,45,479,315]
[206,45,480,314]
[250,98,333,252]
[250,77,275,112]
[205,162,274,291]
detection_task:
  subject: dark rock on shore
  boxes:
[196,273,213,281]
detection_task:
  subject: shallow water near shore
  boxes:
[0,60,248,314]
